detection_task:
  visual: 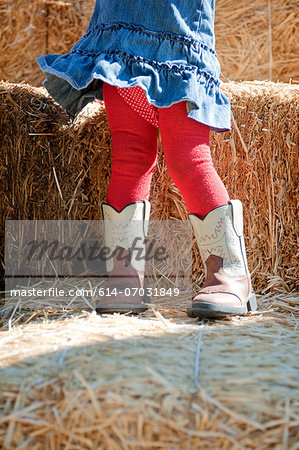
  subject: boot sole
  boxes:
[187,293,257,319]
[96,303,148,314]
[96,296,150,315]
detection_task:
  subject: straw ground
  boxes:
[0,290,298,448]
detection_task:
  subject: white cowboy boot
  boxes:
[187,200,257,318]
[96,200,151,314]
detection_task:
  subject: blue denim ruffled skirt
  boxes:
[37,0,231,132]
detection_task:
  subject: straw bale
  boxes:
[215,0,299,83]
[0,0,94,86]
[0,0,298,85]
[150,81,299,293]
[0,80,298,296]
[213,81,299,292]
[0,300,298,449]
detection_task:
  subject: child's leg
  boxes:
[158,101,229,218]
[159,102,256,318]
[103,83,158,211]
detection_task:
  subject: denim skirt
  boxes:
[37,0,231,132]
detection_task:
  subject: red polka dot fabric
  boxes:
[116,86,159,128]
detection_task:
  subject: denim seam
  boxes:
[83,22,217,56]
[70,48,220,87]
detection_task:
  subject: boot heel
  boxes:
[247,293,257,312]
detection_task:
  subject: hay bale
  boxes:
[0,0,298,85]
[0,81,111,220]
[0,0,94,86]
[147,81,299,293]
[0,303,298,448]
[0,80,298,295]
[214,82,299,292]
[0,81,111,291]
[215,0,299,82]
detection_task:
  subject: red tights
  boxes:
[103,83,229,218]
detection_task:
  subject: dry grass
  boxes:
[215,0,299,83]
[0,0,298,86]
[0,0,95,86]
[1,4,298,445]
[0,80,298,447]
[0,290,298,449]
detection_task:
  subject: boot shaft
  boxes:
[101,200,151,273]
[189,200,249,277]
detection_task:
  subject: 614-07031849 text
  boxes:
[98,287,180,297]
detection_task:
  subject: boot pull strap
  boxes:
[142,200,151,235]
[229,200,243,237]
